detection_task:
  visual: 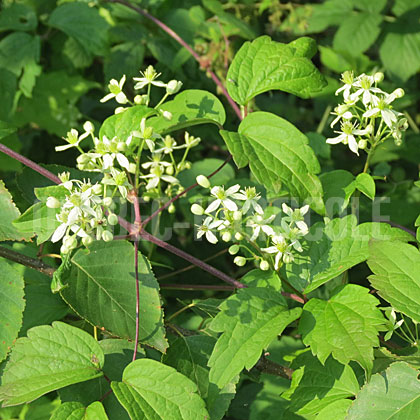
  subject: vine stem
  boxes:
[133,239,140,361]
[0,143,61,184]
[104,0,243,121]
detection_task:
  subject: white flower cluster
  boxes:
[49,66,200,253]
[191,177,309,271]
[327,71,408,155]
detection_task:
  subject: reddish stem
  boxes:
[160,283,235,291]
[0,143,61,184]
[105,0,242,120]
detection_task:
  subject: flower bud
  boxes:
[235,232,244,241]
[374,72,384,83]
[229,245,239,255]
[63,235,77,250]
[103,197,113,207]
[191,204,204,215]
[184,161,191,169]
[92,184,102,195]
[60,244,70,254]
[127,163,136,174]
[115,107,127,114]
[358,139,367,150]
[77,154,91,165]
[143,195,151,202]
[196,175,210,188]
[117,142,127,152]
[233,211,242,221]
[260,260,270,271]
[46,196,61,209]
[83,121,94,133]
[283,253,294,264]
[393,88,405,98]
[222,231,232,242]
[143,126,153,139]
[107,213,118,225]
[102,231,114,242]
[234,256,246,267]
[162,111,172,120]
[82,236,94,247]
[166,80,183,95]
[134,95,143,104]
[166,165,174,175]
[168,203,176,214]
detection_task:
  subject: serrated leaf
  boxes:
[63,37,93,69]
[0,321,104,407]
[221,112,325,215]
[333,12,383,56]
[283,215,413,293]
[48,3,109,56]
[104,42,145,81]
[282,350,359,415]
[0,180,32,242]
[112,359,209,419]
[368,241,420,323]
[208,287,302,388]
[347,362,420,419]
[59,241,167,352]
[355,172,375,199]
[13,202,60,245]
[352,0,387,13]
[148,90,226,135]
[299,284,385,373]
[226,36,326,105]
[99,105,155,141]
[163,335,237,420]
[0,259,25,362]
[320,170,355,216]
[51,401,109,420]
[316,399,352,419]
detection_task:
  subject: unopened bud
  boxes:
[77,154,91,165]
[107,213,118,225]
[393,88,405,98]
[166,165,174,175]
[234,256,246,267]
[83,121,94,133]
[92,184,102,195]
[191,204,204,215]
[228,245,239,255]
[63,236,77,250]
[103,197,113,207]
[233,211,242,221]
[374,72,384,83]
[234,232,244,241]
[134,95,143,104]
[166,80,183,94]
[260,260,270,271]
[162,111,172,120]
[143,126,153,139]
[168,203,176,214]
[102,231,114,242]
[358,139,367,150]
[60,244,70,254]
[82,236,94,247]
[115,107,126,114]
[128,163,137,174]
[222,231,232,242]
[196,175,210,189]
[117,142,127,152]
[46,196,61,209]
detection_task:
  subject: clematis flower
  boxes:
[235,187,263,214]
[326,120,371,155]
[133,65,166,90]
[100,75,128,104]
[350,74,385,106]
[282,203,309,233]
[196,216,224,244]
[261,235,291,270]
[246,214,275,241]
[205,185,241,213]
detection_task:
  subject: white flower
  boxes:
[196,216,224,244]
[100,75,128,104]
[56,128,90,152]
[184,132,201,148]
[205,185,241,213]
[335,71,355,101]
[132,118,162,152]
[154,135,184,154]
[235,187,263,214]
[282,203,309,233]
[246,214,275,241]
[133,65,166,90]
[330,105,353,128]
[141,154,172,171]
[363,93,402,128]
[95,136,131,171]
[261,235,290,270]
[280,220,307,251]
[350,74,385,106]
[326,120,371,155]
[140,166,179,190]
[102,168,132,198]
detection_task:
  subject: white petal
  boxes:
[55,144,74,152]
[261,246,278,254]
[300,204,309,215]
[347,135,359,155]
[242,200,251,214]
[253,202,264,215]
[274,252,282,270]
[103,154,114,169]
[223,199,238,212]
[363,107,379,118]
[226,184,240,195]
[116,153,130,170]
[205,199,221,213]
[282,203,293,216]
[206,231,218,244]
[326,134,345,144]
[100,93,115,103]
[261,225,274,236]
[51,223,67,243]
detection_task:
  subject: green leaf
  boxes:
[0,3,37,32]
[99,105,154,141]
[368,241,420,323]
[0,69,17,121]
[12,71,98,136]
[19,60,42,98]
[221,112,325,215]
[379,8,420,81]
[208,287,302,388]
[283,215,413,293]
[0,32,40,76]
[0,321,104,407]
[320,170,355,216]
[59,241,167,352]
[299,284,385,373]
[355,172,375,199]
[104,42,145,81]
[0,260,25,362]
[226,36,326,105]
[305,0,354,33]
[347,362,420,419]
[333,12,383,56]
[282,350,359,415]
[111,359,209,419]
[352,0,387,13]
[392,0,420,16]
[48,3,109,56]
[163,335,237,420]
[0,180,32,242]
[148,90,226,135]
[13,202,60,245]
[51,401,109,420]
[316,399,352,419]
[0,121,16,140]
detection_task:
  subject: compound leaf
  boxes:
[208,287,302,388]
[227,36,326,105]
[0,322,104,407]
[221,112,325,215]
[59,241,167,353]
[111,359,209,420]
[299,284,385,373]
